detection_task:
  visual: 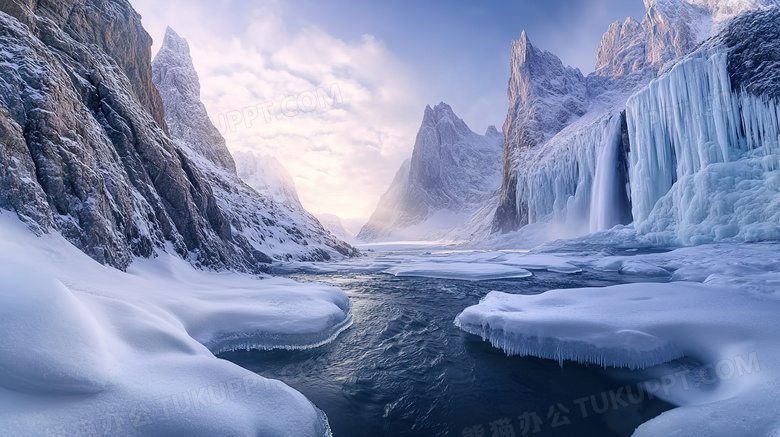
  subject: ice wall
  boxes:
[514,113,632,235]
[626,50,780,244]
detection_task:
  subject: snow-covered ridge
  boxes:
[233,150,303,210]
[358,102,503,242]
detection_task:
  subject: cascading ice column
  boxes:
[626,49,780,244]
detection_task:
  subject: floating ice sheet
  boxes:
[456,247,780,436]
[385,262,532,281]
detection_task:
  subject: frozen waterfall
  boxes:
[513,113,632,235]
[590,115,632,233]
[626,50,780,244]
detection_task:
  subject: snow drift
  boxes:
[0,210,347,436]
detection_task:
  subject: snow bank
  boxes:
[456,242,780,436]
[0,211,346,436]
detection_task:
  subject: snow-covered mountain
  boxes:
[0,1,355,273]
[151,27,236,173]
[491,0,780,245]
[152,28,358,262]
[358,103,504,242]
[233,150,303,209]
[316,213,355,242]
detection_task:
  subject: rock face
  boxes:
[0,0,356,271]
[491,0,780,236]
[359,103,503,242]
[493,32,589,233]
[0,0,168,132]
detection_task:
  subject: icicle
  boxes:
[626,49,780,244]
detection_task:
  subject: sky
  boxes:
[130,0,646,226]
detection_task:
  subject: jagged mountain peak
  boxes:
[421,102,472,136]
[486,125,501,137]
[152,27,236,172]
[358,103,504,242]
[160,27,193,63]
[646,0,778,16]
[423,101,457,120]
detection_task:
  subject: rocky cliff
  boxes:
[0,0,356,271]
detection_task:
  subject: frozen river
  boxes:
[220,251,674,437]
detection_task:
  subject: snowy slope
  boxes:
[490,0,780,246]
[358,103,504,242]
[0,210,346,436]
[152,28,358,263]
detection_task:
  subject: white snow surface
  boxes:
[0,210,349,436]
[456,241,780,436]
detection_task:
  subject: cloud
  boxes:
[131,0,424,222]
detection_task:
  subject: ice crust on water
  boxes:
[455,289,692,370]
[456,242,780,436]
[385,262,532,281]
[0,212,346,436]
[370,249,583,280]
